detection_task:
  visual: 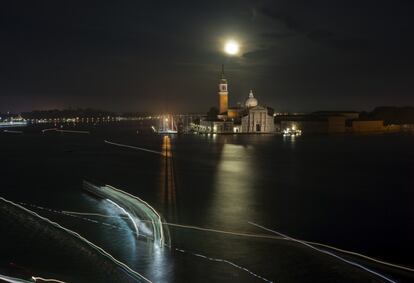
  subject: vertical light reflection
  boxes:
[209,143,256,229]
[159,135,177,222]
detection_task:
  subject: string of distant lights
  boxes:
[104,140,163,155]
[248,221,398,283]
[1,197,152,283]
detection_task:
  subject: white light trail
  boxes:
[20,203,414,274]
[1,197,152,283]
[41,128,58,133]
[19,202,153,241]
[0,274,31,283]
[56,129,89,134]
[173,247,273,283]
[105,184,166,247]
[106,199,140,240]
[31,276,66,283]
[3,130,23,134]
[104,140,163,155]
[248,221,398,283]
[41,128,89,134]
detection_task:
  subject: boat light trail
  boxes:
[248,221,398,283]
[104,140,163,155]
[41,128,58,133]
[106,199,140,239]
[20,202,414,274]
[83,181,168,247]
[1,197,152,283]
[31,276,66,282]
[0,273,32,283]
[20,202,153,241]
[3,130,23,134]
[41,129,90,134]
[20,205,270,282]
[173,247,274,283]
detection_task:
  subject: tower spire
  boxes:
[221,64,225,79]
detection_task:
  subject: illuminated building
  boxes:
[240,90,275,133]
[197,73,276,133]
[218,65,228,115]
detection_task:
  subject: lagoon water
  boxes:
[0,122,413,282]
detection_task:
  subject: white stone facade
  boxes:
[241,106,275,133]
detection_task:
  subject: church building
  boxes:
[241,90,275,133]
[196,66,276,134]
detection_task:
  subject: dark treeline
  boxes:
[20,108,116,119]
[361,106,414,125]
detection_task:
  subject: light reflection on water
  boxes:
[159,135,178,224]
[1,125,414,282]
[210,143,257,229]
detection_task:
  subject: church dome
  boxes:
[245,90,258,108]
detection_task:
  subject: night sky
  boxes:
[1,0,413,113]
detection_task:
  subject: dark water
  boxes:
[0,122,413,283]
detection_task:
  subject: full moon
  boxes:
[224,40,240,55]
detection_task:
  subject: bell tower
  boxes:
[218,64,228,114]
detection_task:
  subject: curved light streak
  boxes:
[82,181,167,247]
[1,197,152,283]
[248,221,398,283]
[106,199,140,239]
[105,184,166,247]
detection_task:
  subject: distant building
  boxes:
[196,120,240,133]
[277,111,393,134]
[312,111,360,120]
[349,120,384,132]
[279,115,347,134]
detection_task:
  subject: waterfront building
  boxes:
[349,120,385,132]
[196,67,276,134]
[241,91,275,133]
[277,111,394,134]
[279,115,347,134]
